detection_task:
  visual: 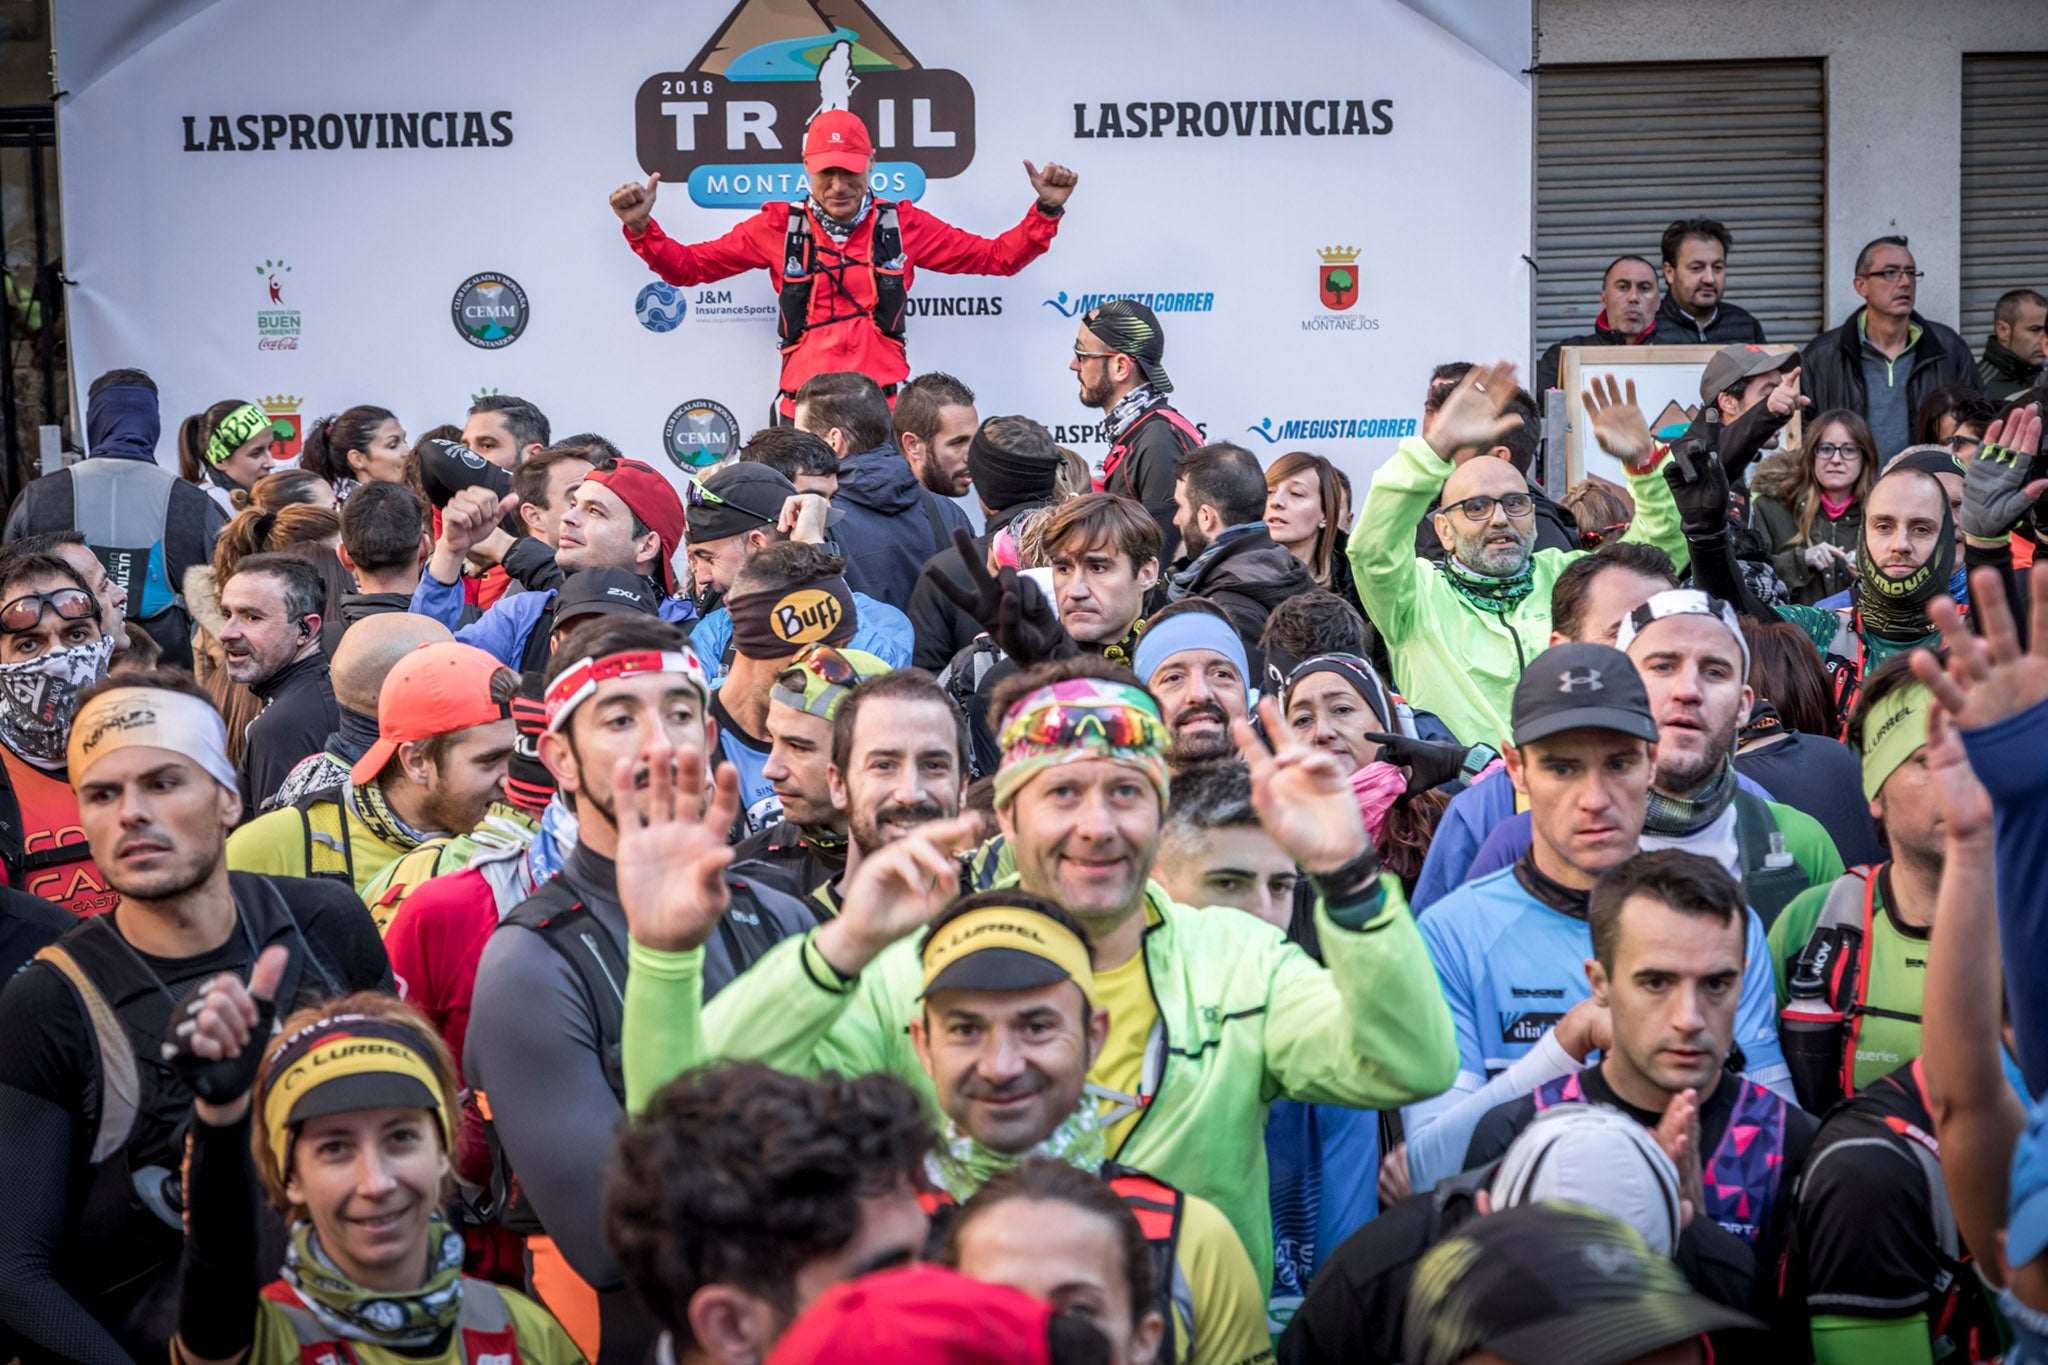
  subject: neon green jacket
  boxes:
[1347,435,1691,747]
[619,874,1457,1288]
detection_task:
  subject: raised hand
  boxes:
[1911,561,2048,731]
[1234,696,1369,876]
[1960,404,2047,542]
[166,944,290,1121]
[1765,366,1808,420]
[1923,706,1993,847]
[815,813,984,977]
[1552,995,1613,1064]
[428,487,521,586]
[1423,360,1523,463]
[930,528,1072,665]
[1024,160,1079,210]
[777,493,832,544]
[1361,732,1477,795]
[1584,374,1654,472]
[1662,443,1732,541]
[613,745,742,954]
[610,172,660,236]
[1803,543,1852,573]
[1652,1086,1705,1227]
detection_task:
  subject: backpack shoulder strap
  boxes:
[32,935,141,1163]
[1104,1165,1187,1364]
[454,1277,515,1334]
[917,488,951,556]
[501,879,628,1101]
[292,792,354,884]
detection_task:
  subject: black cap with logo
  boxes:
[1510,642,1659,748]
[685,460,844,543]
[553,567,659,633]
[416,438,511,511]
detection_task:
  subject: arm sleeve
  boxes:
[466,929,628,1288]
[1810,1314,1934,1365]
[175,1108,260,1364]
[1259,878,1458,1110]
[1619,456,1692,574]
[626,211,777,288]
[898,200,1060,277]
[1176,1195,1275,1365]
[1718,401,1792,489]
[1346,436,1446,648]
[0,1082,136,1364]
[1960,695,2048,1092]
[1406,1031,1582,1189]
[1737,913,1793,1098]
[621,940,706,1116]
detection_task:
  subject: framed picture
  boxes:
[1557,344,1804,487]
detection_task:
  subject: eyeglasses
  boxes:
[1072,346,1119,363]
[1001,702,1167,754]
[684,479,773,522]
[1813,443,1863,463]
[1858,267,1924,283]
[0,588,96,635]
[1945,433,1983,455]
[1449,493,1534,523]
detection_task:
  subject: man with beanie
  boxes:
[682,458,912,683]
[413,455,695,670]
[611,109,1075,417]
[265,610,453,812]
[225,641,519,909]
[1073,299,1203,554]
[3,368,225,669]
[910,414,1065,670]
[733,642,894,902]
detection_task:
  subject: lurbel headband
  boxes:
[920,906,1096,1009]
[258,1013,455,1183]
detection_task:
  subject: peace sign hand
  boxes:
[1233,696,1370,876]
[614,744,742,954]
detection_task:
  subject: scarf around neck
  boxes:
[1166,520,1263,601]
[809,191,873,240]
[929,1107,1108,1203]
[1107,384,1160,440]
[1643,757,1738,837]
[346,775,439,851]
[1438,553,1536,615]
[283,1213,465,1347]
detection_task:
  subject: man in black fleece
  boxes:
[1169,442,1315,670]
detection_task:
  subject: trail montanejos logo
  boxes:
[635,0,975,209]
[451,272,528,349]
[663,399,740,470]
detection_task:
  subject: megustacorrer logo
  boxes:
[636,0,975,209]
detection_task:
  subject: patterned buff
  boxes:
[1437,554,1536,615]
[0,635,115,769]
[347,776,439,850]
[1853,483,1956,641]
[283,1214,465,1347]
[1642,757,1739,837]
[1105,383,1160,439]
[930,1109,1108,1203]
[204,402,272,467]
[993,677,1170,810]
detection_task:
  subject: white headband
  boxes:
[1616,588,1751,680]
[68,687,238,791]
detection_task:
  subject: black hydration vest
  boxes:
[776,200,908,356]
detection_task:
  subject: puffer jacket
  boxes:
[1979,334,2044,402]
[1751,487,1860,607]
[1652,292,1768,345]
[830,441,970,606]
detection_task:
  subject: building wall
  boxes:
[1539,0,2040,337]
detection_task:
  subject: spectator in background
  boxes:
[462,392,550,470]
[1170,442,1316,670]
[1915,385,2000,455]
[1265,450,1365,622]
[177,398,277,513]
[297,403,409,502]
[1800,236,1979,460]
[1654,217,1769,345]
[894,371,979,500]
[798,369,970,603]
[207,499,349,657]
[1535,255,1661,396]
[1750,410,1877,606]
[1735,618,1883,866]
[1979,287,2047,400]
[1563,477,1633,550]
[220,552,337,812]
[740,423,841,498]
[1075,299,1204,557]
[337,480,432,625]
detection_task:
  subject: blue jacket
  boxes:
[1962,696,2048,1094]
[1404,864,1792,1188]
[410,573,696,667]
[1265,1100,1378,1326]
[691,592,916,688]
[830,442,970,606]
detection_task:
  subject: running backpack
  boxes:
[777,200,907,355]
[1779,865,1919,1114]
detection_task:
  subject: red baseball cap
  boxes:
[803,110,873,175]
[582,457,686,595]
[350,642,515,785]
[766,1266,1055,1365]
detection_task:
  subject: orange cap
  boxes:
[350,642,514,785]
[803,110,872,174]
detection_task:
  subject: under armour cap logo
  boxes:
[1583,1244,1633,1277]
[1559,668,1603,693]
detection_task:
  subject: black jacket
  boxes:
[1103,397,1202,562]
[238,651,338,816]
[1171,523,1316,670]
[1980,334,2044,402]
[830,441,970,607]
[1652,293,1768,346]
[1799,308,1980,431]
[908,502,1048,671]
[1535,316,1652,397]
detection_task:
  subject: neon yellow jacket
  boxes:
[618,874,1457,1289]
[1347,435,1690,747]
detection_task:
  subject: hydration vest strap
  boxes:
[1732,791,1811,925]
[33,941,141,1164]
[500,879,627,1101]
[917,488,951,556]
[294,794,355,884]
[1102,1164,1188,1365]
[777,201,908,354]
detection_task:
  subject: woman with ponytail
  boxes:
[298,405,408,503]
[180,399,279,513]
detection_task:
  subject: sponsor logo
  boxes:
[1043,290,1214,318]
[1500,1012,1564,1044]
[664,398,741,470]
[636,0,975,209]
[636,282,688,332]
[1245,417,1415,444]
[256,258,299,351]
[606,586,643,601]
[771,587,844,643]
[452,272,528,349]
[1318,245,1359,312]
[689,287,776,323]
[1509,985,1565,999]
[260,394,302,461]
[1559,668,1603,693]
[903,294,1004,318]
[1051,417,1209,449]
[184,111,513,152]
[1072,98,1393,140]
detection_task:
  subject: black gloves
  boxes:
[1663,445,1733,544]
[162,982,275,1105]
[1364,733,1489,794]
[931,528,1076,666]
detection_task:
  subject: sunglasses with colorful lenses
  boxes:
[776,646,862,699]
[1002,702,1166,752]
[0,588,96,635]
[684,478,774,522]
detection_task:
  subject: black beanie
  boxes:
[965,419,1060,516]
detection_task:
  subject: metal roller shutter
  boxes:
[1960,54,2048,345]
[1534,60,1826,360]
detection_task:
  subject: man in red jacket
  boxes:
[611,110,1077,417]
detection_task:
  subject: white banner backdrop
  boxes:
[54,0,1532,497]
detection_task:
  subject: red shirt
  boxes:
[626,197,1060,401]
[0,747,112,915]
[384,865,500,1082]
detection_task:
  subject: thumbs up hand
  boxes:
[610,172,661,236]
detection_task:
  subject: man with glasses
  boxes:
[1801,236,1980,459]
[1350,363,1689,747]
[1074,299,1204,556]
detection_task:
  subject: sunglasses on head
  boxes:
[0,588,96,635]
[777,645,859,695]
[1004,702,1166,753]
[684,478,774,522]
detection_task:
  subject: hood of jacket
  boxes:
[1749,447,1805,503]
[1982,334,2044,385]
[85,383,161,462]
[184,563,224,637]
[833,441,921,517]
[1183,523,1317,608]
